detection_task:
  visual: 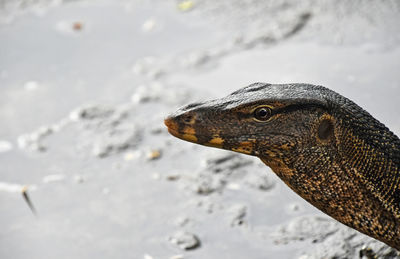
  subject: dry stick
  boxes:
[22,186,37,216]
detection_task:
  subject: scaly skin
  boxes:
[164,83,400,249]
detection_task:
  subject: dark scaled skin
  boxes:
[164,83,400,249]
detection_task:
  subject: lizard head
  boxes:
[164,83,338,167]
[165,83,400,249]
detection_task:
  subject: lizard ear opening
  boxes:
[318,119,334,140]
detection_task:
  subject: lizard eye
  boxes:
[253,106,272,121]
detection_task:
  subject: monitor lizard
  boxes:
[164,83,400,250]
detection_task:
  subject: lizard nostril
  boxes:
[164,117,177,130]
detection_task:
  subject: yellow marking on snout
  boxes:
[182,133,198,143]
[183,126,196,135]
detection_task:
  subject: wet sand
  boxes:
[1,1,400,258]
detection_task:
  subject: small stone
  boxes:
[147,150,161,160]
[143,254,153,259]
[73,22,83,31]
[55,20,83,35]
[169,231,200,250]
[166,174,180,181]
[177,1,194,11]
[170,255,184,259]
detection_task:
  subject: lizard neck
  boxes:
[261,144,400,249]
[333,104,400,218]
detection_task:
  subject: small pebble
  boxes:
[55,20,83,35]
[166,174,180,181]
[169,231,200,250]
[143,254,153,259]
[170,255,184,259]
[73,22,83,31]
[147,150,161,160]
[178,1,194,11]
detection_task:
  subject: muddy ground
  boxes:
[1,0,400,258]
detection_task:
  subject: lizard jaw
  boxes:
[164,117,199,144]
[164,117,225,148]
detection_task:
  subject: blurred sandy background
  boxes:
[1,1,400,258]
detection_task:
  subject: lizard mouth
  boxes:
[164,117,225,148]
[164,117,199,144]
[167,127,199,144]
[165,116,259,154]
